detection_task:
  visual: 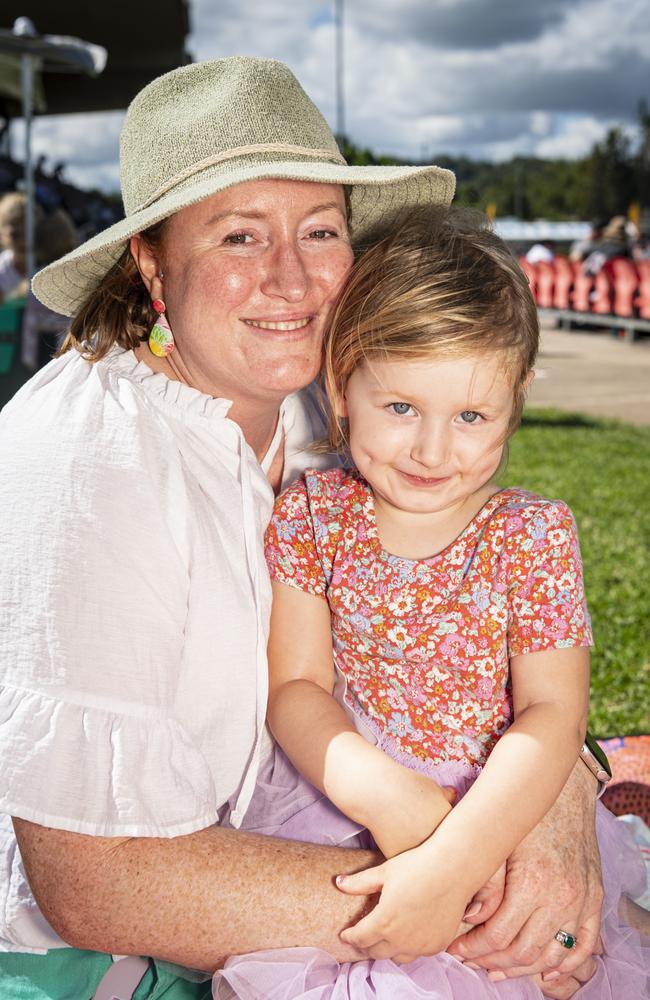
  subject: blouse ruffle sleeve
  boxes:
[507,500,593,656]
[0,349,272,837]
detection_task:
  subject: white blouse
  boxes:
[0,346,334,952]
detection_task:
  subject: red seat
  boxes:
[592,262,614,314]
[535,261,555,308]
[518,257,538,303]
[635,260,650,319]
[553,256,574,309]
[572,265,594,312]
[610,258,639,317]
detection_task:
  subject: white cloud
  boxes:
[8,0,647,198]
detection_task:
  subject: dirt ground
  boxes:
[529,317,650,426]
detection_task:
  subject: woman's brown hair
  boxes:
[58,220,167,361]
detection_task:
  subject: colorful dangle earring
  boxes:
[148,297,174,357]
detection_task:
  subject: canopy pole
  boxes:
[20,52,35,280]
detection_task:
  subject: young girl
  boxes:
[215,211,649,998]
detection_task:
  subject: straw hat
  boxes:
[32,56,455,317]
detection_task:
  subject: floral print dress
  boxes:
[264,468,593,768]
[215,470,650,999]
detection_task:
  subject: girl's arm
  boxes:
[336,645,590,960]
[267,580,453,858]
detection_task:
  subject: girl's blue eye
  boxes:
[389,402,412,416]
[459,410,481,423]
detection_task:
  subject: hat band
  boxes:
[133,143,348,213]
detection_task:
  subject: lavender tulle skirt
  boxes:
[214,744,650,999]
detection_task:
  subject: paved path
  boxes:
[528,317,650,426]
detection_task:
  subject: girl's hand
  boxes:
[336,846,472,963]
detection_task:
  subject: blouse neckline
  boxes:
[102,346,293,469]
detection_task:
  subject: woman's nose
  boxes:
[261,241,309,301]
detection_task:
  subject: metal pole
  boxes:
[335,0,345,145]
[20,52,35,280]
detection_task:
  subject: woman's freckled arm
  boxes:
[14,818,378,972]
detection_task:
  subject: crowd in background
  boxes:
[0,191,76,369]
[524,215,650,273]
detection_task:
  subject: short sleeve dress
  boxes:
[216,468,650,1000]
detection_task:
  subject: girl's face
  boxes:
[336,352,517,522]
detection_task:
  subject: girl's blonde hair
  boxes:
[324,207,539,450]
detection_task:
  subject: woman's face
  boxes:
[135,179,353,408]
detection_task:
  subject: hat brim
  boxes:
[32,159,455,317]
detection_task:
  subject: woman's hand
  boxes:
[447,761,602,986]
[336,844,471,963]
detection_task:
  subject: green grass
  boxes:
[500,408,650,737]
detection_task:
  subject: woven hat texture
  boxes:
[33,56,456,317]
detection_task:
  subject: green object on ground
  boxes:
[0,297,25,375]
[0,948,212,999]
[502,408,650,737]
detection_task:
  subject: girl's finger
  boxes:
[365,939,400,961]
[339,909,386,949]
[336,867,385,896]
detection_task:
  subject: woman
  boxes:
[0,57,605,999]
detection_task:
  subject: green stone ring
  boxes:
[554,930,578,949]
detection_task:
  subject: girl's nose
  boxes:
[410,424,449,469]
[261,241,309,302]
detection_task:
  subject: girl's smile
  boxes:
[336,352,517,552]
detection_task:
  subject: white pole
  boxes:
[335,0,345,145]
[20,52,35,280]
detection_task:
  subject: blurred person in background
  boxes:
[583,215,630,275]
[0,192,43,302]
[569,220,606,263]
[525,239,555,264]
[20,208,78,370]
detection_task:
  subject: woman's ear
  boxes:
[523,369,535,392]
[130,235,163,300]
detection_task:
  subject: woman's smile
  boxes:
[241,315,314,333]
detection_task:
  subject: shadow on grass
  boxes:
[521,411,604,430]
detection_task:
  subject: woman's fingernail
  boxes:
[335,874,347,886]
[464,902,482,918]
[542,971,561,982]
[487,971,507,982]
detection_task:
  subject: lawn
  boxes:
[501,408,650,737]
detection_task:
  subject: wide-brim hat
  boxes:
[33,56,456,317]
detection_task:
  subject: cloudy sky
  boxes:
[11,0,650,194]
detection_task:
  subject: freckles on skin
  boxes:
[154,179,353,404]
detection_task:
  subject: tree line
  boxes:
[341,103,650,223]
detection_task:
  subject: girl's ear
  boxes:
[130,235,163,300]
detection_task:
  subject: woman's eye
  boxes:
[388,402,413,416]
[459,410,482,423]
[308,228,336,239]
[224,232,253,244]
